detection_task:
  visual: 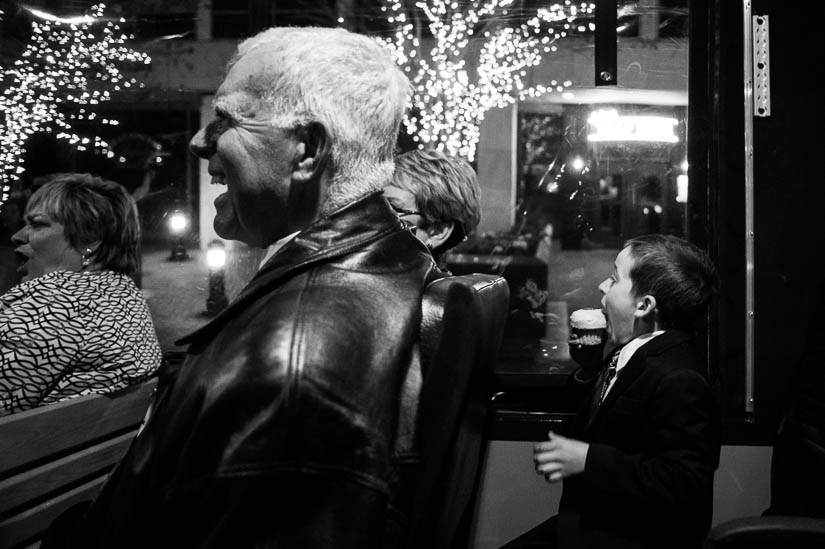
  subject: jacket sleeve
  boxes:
[582,367,721,508]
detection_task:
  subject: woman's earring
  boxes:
[81,248,92,269]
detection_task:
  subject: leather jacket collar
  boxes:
[177,192,405,349]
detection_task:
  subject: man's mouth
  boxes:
[210,174,225,186]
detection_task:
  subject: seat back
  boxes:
[407,273,509,549]
[703,516,825,549]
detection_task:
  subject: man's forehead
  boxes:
[227,48,281,85]
[214,51,278,113]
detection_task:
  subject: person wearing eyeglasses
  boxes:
[44,27,443,549]
[383,149,481,272]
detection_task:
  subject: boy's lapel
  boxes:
[583,330,690,431]
[585,353,647,430]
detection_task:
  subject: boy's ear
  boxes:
[634,294,657,319]
[292,121,331,182]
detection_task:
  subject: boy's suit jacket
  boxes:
[558,329,721,549]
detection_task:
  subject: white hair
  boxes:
[230,27,411,214]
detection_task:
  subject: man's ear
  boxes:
[424,222,455,251]
[634,294,657,319]
[293,121,331,183]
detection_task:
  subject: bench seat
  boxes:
[0,378,157,548]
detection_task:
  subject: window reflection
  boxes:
[449,40,689,381]
[1,0,692,374]
[449,96,688,376]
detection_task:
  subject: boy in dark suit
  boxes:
[502,234,721,549]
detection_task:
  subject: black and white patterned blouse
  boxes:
[0,270,162,416]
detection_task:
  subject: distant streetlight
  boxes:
[206,244,226,270]
[167,209,189,261]
[169,211,187,233]
[205,239,228,316]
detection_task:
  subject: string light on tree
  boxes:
[0,3,150,207]
[378,0,594,161]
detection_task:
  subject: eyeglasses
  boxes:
[392,206,422,233]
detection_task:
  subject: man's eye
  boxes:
[204,117,233,142]
[213,111,237,127]
[214,117,233,130]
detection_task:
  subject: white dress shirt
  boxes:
[602,330,665,399]
[257,231,300,272]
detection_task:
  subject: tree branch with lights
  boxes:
[0,3,150,207]
[377,0,593,160]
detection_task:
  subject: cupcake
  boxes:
[569,308,607,346]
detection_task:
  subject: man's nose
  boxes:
[10,226,27,246]
[598,279,609,294]
[190,126,215,159]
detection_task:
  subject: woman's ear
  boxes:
[292,121,331,183]
[78,240,102,256]
[424,222,455,251]
[78,240,102,268]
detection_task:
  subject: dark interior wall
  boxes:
[702,0,824,443]
[749,0,823,436]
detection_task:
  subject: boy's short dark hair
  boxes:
[624,234,718,331]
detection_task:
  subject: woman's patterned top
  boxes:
[0,270,162,416]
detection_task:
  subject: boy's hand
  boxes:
[534,430,589,483]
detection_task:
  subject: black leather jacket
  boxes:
[70,193,442,548]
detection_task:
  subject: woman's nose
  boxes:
[598,279,609,294]
[10,226,27,246]
[189,126,215,159]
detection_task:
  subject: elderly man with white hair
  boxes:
[46,27,442,549]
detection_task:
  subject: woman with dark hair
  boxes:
[0,173,161,416]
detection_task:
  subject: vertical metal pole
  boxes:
[185,109,194,212]
[250,0,272,32]
[639,0,660,42]
[595,0,618,86]
[742,0,755,418]
[195,0,213,41]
